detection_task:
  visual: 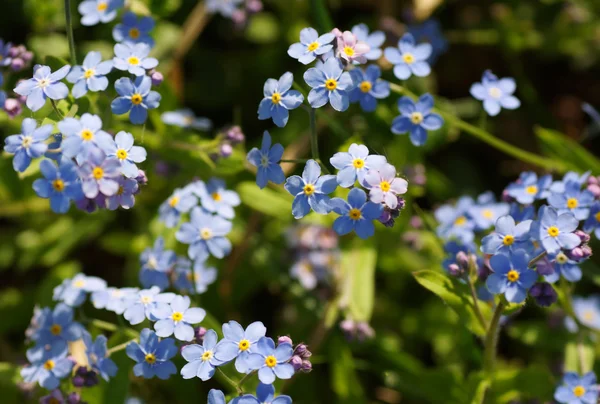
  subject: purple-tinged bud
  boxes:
[529,282,557,307]
[226,126,244,144]
[246,0,263,13]
[194,327,207,343]
[294,344,311,358]
[10,58,25,71]
[574,230,591,244]
[66,392,83,404]
[150,70,164,86]
[220,143,233,157]
[587,183,600,198]
[72,374,85,388]
[135,169,148,188]
[232,9,247,25]
[22,51,33,63]
[378,210,393,226]
[477,260,491,281]
[331,28,343,38]
[409,216,422,229]
[289,355,303,372]
[447,263,462,277]
[84,371,99,387]
[535,256,555,276]
[588,176,599,185]
[455,251,470,270]
[300,360,312,373]
[356,322,375,341]
[4,98,22,119]
[17,94,27,104]
[340,319,356,340]
[277,336,293,346]
[566,245,592,262]
[501,189,515,203]
[396,197,406,210]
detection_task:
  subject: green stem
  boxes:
[90,319,139,339]
[217,367,243,395]
[236,371,255,391]
[467,277,487,331]
[280,159,310,163]
[107,339,137,356]
[64,0,77,65]
[50,99,64,119]
[484,300,506,375]
[528,251,547,268]
[309,107,318,161]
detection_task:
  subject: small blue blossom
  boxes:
[79,148,121,199]
[66,51,113,98]
[21,343,73,390]
[532,206,581,255]
[139,237,176,290]
[158,187,197,228]
[330,143,386,188]
[554,372,598,404]
[486,250,537,303]
[113,43,158,76]
[212,321,267,373]
[570,295,600,331]
[208,390,226,404]
[407,19,448,63]
[583,202,600,239]
[126,328,178,380]
[176,207,233,261]
[548,181,595,221]
[112,75,161,125]
[246,337,295,385]
[180,329,225,381]
[544,252,582,283]
[330,188,383,239]
[247,131,285,189]
[31,303,82,350]
[152,295,206,341]
[391,94,443,146]
[481,215,532,255]
[505,171,552,205]
[113,12,155,47]
[106,176,138,210]
[174,259,217,294]
[161,109,212,130]
[258,72,304,127]
[91,287,138,314]
[205,0,243,18]
[290,253,329,290]
[33,159,83,213]
[58,113,113,159]
[348,65,390,112]
[304,58,354,112]
[468,192,510,231]
[384,33,431,80]
[284,159,337,219]
[435,196,476,243]
[287,27,335,65]
[4,118,52,172]
[83,334,118,381]
[232,383,292,404]
[194,178,240,220]
[79,0,124,26]
[351,24,385,60]
[509,203,535,223]
[0,40,13,67]
[550,171,591,193]
[470,70,520,116]
[97,131,147,178]
[123,287,175,325]
[14,65,70,112]
[53,274,107,307]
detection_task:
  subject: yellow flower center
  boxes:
[547,226,559,237]
[556,253,568,264]
[596,211,600,222]
[349,208,362,220]
[129,28,141,39]
[307,42,319,52]
[503,235,514,246]
[116,149,128,160]
[21,136,33,148]
[271,92,281,104]
[84,69,95,79]
[352,158,365,169]
[141,296,152,304]
[127,56,140,65]
[402,53,415,64]
[303,184,315,195]
[454,216,467,226]
[131,93,143,105]
[50,324,62,336]
[145,353,156,364]
[379,181,391,192]
[202,351,213,361]
[73,279,85,288]
[92,167,104,180]
[488,87,502,99]
[265,355,277,368]
[359,81,372,93]
[482,209,493,219]
[48,398,61,404]
[507,269,519,282]
[81,129,94,141]
[52,179,65,192]
[410,112,423,124]
[117,186,124,195]
[43,360,55,370]
[238,339,250,351]
[260,155,269,167]
[168,196,179,208]
[38,79,50,88]
[526,185,538,195]
[97,2,108,11]
[325,79,337,91]
[343,46,355,57]
[200,228,213,240]
[583,310,595,321]
[567,198,579,209]
[171,312,183,322]
[573,385,586,397]
[212,192,221,201]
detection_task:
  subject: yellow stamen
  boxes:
[573,385,586,397]
[131,94,143,105]
[402,53,415,64]
[238,339,250,351]
[171,312,183,322]
[265,355,277,368]
[52,179,65,192]
[567,198,578,209]
[349,208,362,220]
[325,79,337,91]
[81,129,94,141]
[503,235,514,246]
[200,228,213,240]
[526,185,538,195]
[202,351,213,361]
[127,56,140,66]
[352,158,364,169]
[129,28,140,39]
[116,149,128,160]
[379,181,391,192]
[547,226,559,237]
[271,93,281,104]
[307,42,319,52]
[84,69,95,79]
[50,324,62,336]
[92,167,104,180]
[43,360,55,370]
[303,184,315,195]
[410,112,423,124]
[212,192,221,202]
[168,196,179,208]
[359,81,372,93]
[507,269,519,282]
[144,353,156,364]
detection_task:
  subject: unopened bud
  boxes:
[150,70,163,86]
[529,282,557,307]
[574,230,591,244]
[300,360,312,373]
[220,143,233,157]
[277,336,293,346]
[194,327,207,343]
[290,355,303,372]
[294,344,311,358]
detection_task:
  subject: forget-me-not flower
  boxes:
[58,113,113,159]
[246,337,295,385]
[247,131,285,189]
[79,149,121,198]
[348,65,390,112]
[4,118,52,172]
[158,187,197,228]
[0,40,13,67]
[84,334,118,381]
[583,202,600,239]
[112,75,161,125]
[53,273,107,307]
[98,131,147,178]
[435,197,476,243]
[232,383,292,404]
[205,0,243,18]
[470,70,520,116]
[544,252,582,283]
[113,43,158,76]
[481,215,532,255]
[363,163,408,209]
[152,295,206,341]
[330,188,383,239]
[113,12,155,47]
[21,343,73,390]
[570,296,600,331]
[284,159,337,219]
[505,172,552,205]
[287,27,335,65]
[304,57,354,112]
[351,23,385,60]
[123,287,175,325]
[161,109,212,130]
[391,94,443,146]
[468,195,510,231]
[213,321,267,373]
[106,176,138,210]
[126,328,178,380]
[180,329,225,381]
[33,303,82,346]
[78,0,124,26]
[14,65,70,112]
[174,259,217,295]
[384,33,431,80]
[139,237,176,290]
[258,72,304,127]
[533,206,581,255]
[407,19,448,63]
[92,287,138,314]
[548,181,594,221]
[66,51,113,98]
[554,372,598,404]
[330,143,386,188]
[486,249,537,303]
[550,171,590,194]
[33,159,83,213]
[193,178,240,220]
[336,30,370,64]
[208,390,226,404]
[176,207,233,261]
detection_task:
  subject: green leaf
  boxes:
[30,34,69,60]
[413,270,490,336]
[466,373,490,404]
[535,126,600,174]
[340,244,377,322]
[564,339,595,373]
[237,181,293,220]
[329,335,365,400]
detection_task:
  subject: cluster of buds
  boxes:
[217,125,245,158]
[447,250,479,278]
[6,44,33,72]
[404,164,427,186]
[232,0,264,27]
[378,197,406,228]
[586,175,600,198]
[278,336,312,373]
[72,365,99,388]
[566,230,593,261]
[529,282,558,307]
[340,319,375,342]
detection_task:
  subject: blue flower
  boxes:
[509,202,535,223]
[4,118,52,172]
[232,383,292,404]
[351,24,385,60]
[258,72,304,127]
[554,372,598,404]
[212,321,267,373]
[180,329,225,381]
[53,274,107,307]
[161,109,212,130]
[330,188,383,239]
[544,252,582,283]
[97,131,147,178]
[467,192,510,231]
[284,159,337,219]
[32,303,82,347]
[79,149,121,198]
[33,159,83,213]
[435,196,476,243]
[174,259,217,294]
[139,237,176,290]
[391,94,443,146]
[290,253,329,290]
[246,337,295,384]
[571,295,600,331]
[21,343,73,390]
[486,250,537,303]
[195,178,241,220]
[532,206,581,255]
[363,163,408,209]
[505,172,552,205]
[205,0,243,17]
[152,295,206,341]
[113,43,158,76]
[470,70,520,116]
[208,390,226,404]
[0,40,13,67]
[78,0,124,26]
[442,240,478,275]
[113,12,155,47]
[158,187,197,228]
[83,334,118,381]
[106,176,138,210]
[384,33,431,80]
[548,181,594,221]
[66,51,113,98]
[348,65,390,112]
[287,27,335,65]
[123,287,175,325]
[14,64,70,112]
[304,58,354,111]
[126,328,178,380]
[91,287,138,314]
[481,215,532,255]
[583,202,600,239]
[407,19,448,63]
[330,143,386,188]
[247,131,285,189]
[58,113,113,159]
[550,171,590,194]
[112,75,161,125]
[176,207,233,261]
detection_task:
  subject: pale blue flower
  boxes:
[175,207,233,261]
[173,259,217,295]
[246,131,285,189]
[304,57,354,111]
[258,72,304,127]
[180,329,225,381]
[532,206,581,255]
[481,215,532,255]
[112,76,161,125]
[348,65,390,112]
[330,143,386,188]
[391,94,443,146]
[554,372,598,404]
[126,328,178,379]
[33,159,83,213]
[97,131,147,178]
[231,383,292,404]
[14,65,70,112]
[53,274,107,307]
[139,237,176,290]
[287,27,335,65]
[384,33,431,80]
[158,187,197,228]
[78,0,124,26]
[330,188,383,239]
[57,113,113,159]
[213,321,267,373]
[122,287,175,325]
[548,181,595,221]
[66,51,113,98]
[205,0,243,18]
[4,118,52,172]
[486,249,537,303]
[161,109,212,130]
[505,172,552,205]
[284,159,337,219]
[21,343,73,390]
[113,43,158,77]
[470,70,520,116]
[113,12,155,47]
[194,178,240,220]
[83,334,118,381]
[351,24,385,60]
[245,337,295,385]
[152,295,206,341]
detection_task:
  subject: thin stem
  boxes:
[280,158,310,163]
[217,367,243,395]
[528,251,547,268]
[484,300,506,375]
[107,339,137,356]
[309,107,319,161]
[467,277,487,331]
[46,148,62,154]
[89,319,139,339]
[236,371,255,391]
[576,333,586,374]
[64,0,77,65]
[50,99,64,119]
